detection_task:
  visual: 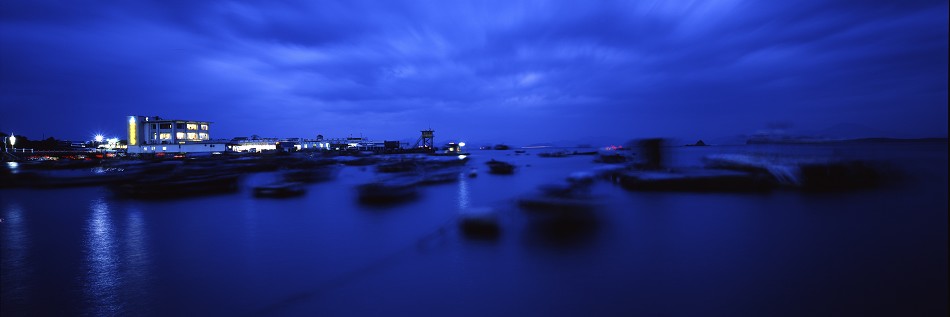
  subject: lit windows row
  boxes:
[149,123,210,130]
[175,132,209,140]
[152,133,209,140]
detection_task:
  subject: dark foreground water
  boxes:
[2,143,947,316]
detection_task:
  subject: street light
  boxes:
[9,134,15,152]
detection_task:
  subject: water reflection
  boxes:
[458,177,470,210]
[1,204,31,307]
[85,199,120,316]
[121,208,152,311]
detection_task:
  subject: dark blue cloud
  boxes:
[1,0,946,143]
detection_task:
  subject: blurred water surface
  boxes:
[2,142,947,316]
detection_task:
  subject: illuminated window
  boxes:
[187,123,198,130]
[200,124,209,130]
[176,132,185,140]
[198,133,208,140]
[160,133,171,140]
[187,133,197,140]
[162,146,167,151]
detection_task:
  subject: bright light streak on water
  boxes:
[458,176,470,210]
[84,199,120,316]
[121,208,152,310]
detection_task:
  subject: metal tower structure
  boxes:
[414,129,434,150]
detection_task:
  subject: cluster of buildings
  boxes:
[125,115,439,155]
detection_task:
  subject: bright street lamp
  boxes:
[9,134,15,151]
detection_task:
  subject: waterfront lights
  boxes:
[459,142,466,147]
[94,134,104,143]
[8,134,15,147]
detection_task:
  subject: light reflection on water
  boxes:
[457,176,470,210]
[85,199,120,316]
[1,205,30,306]
[121,208,152,312]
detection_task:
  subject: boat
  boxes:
[18,159,101,170]
[703,154,879,191]
[537,151,570,158]
[486,159,515,175]
[253,182,306,198]
[356,179,418,204]
[336,156,377,166]
[594,149,632,164]
[517,181,601,240]
[282,166,338,183]
[376,160,418,173]
[110,173,241,199]
[17,169,133,188]
[416,168,461,185]
[518,182,598,213]
[617,168,774,192]
[458,207,501,239]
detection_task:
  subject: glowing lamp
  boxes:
[459,142,466,147]
[8,134,15,146]
[94,134,104,143]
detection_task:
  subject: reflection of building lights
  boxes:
[457,155,467,160]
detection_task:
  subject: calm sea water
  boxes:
[2,143,947,316]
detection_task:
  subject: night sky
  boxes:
[1,0,947,144]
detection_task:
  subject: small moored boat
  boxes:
[486,159,515,175]
[253,182,306,198]
[356,179,418,204]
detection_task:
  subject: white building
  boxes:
[127,116,228,154]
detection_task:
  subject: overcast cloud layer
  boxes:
[1,0,947,144]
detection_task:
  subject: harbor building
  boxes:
[229,137,279,153]
[127,116,228,154]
